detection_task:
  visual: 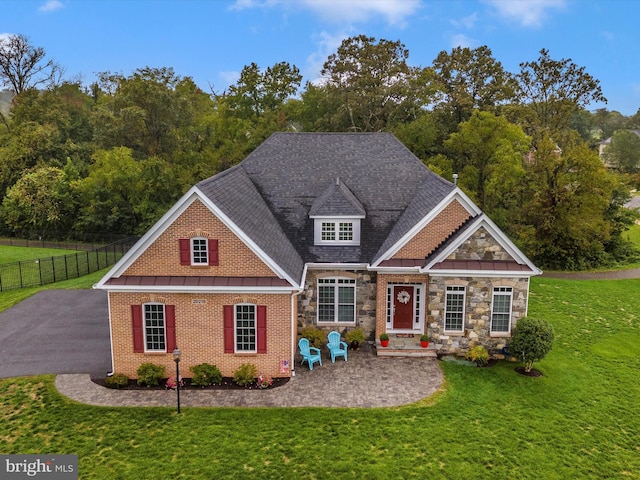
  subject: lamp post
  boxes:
[173,347,181,413]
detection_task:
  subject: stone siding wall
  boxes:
[448,226,512,261]
[298,270,377,340]
[428,276,529,354]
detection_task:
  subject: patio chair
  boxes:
[298,338,322,370]
[327,331,348,363]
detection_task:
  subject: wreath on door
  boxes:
[396,290,411,304]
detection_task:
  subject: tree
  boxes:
[516,48,607,135]
[1,164,77,236]
[516,131,617,270]
[603,130,640,173]
[430,46,517,129]
[315,35,428,132]
[509,317,554,373]
[225,62,302,118]
[444,110,530,217]
[0,34,63,94]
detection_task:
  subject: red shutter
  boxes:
[257,305,267,354]
[165,305,176,352]
[179,238,190,265]
[131,305,144,353]
[223,305,234,353]
[208,239,219,266]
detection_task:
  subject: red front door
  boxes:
[393,286,414,329]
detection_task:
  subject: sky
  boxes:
[2,0,639,115]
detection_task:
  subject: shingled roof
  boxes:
[196,132,456,281]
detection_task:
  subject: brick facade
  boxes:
[109,291,293,379]
[393,200,471,259]
[124,200,275,278]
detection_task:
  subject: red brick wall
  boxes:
[109,291,293,379]
[393,200,471,259]
[124,199,275,278]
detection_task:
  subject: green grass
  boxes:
[0,245,80,263]
[0,277,639,479]
[625,221,640,248]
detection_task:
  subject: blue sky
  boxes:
[2,0,639,115]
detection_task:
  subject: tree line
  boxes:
[0,33,639,270]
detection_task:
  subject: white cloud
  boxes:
[450,33,477,49]
[38,0,64,13]
[306,31,349,85]
[483,0,566,27]
[229,0,420,27]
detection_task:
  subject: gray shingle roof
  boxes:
[197,132,457,282]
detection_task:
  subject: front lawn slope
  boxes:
[0,277,638,479]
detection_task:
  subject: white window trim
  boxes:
[190,237,208,265]
[143,302,166,352]
[234,303,257,353]
[316,277,356,325]
[490,286,513,336]
[313,218,361,245]
[444,286,466,334]
[385,282,425,333]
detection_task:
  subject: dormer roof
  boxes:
[309,177,365,218]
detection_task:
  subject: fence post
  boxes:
[51,256,56,283]
[75,253,79,278]
[18,261,23,288]
[64,254,69,280]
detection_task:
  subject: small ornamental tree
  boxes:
[510,317,555,373]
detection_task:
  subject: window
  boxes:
[314,219,360,245]
[491,287,513,333]
[235,304,256,352]
[318,278,356,323]
[179,238,219,266]
[191,237,208,264]
[445,286,465,332]
[144,303,166,351]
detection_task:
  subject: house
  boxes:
[95,132,541,379]
[599,129,640,167]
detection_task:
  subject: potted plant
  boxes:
[379,333,389,347]
[345,328,365,350]
[420,334,430,348]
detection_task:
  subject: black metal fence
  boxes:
[0,236,138,291]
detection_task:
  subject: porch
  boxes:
[375,334,439,357]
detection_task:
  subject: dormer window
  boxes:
[315,218,360,245]
[310,177,365,246]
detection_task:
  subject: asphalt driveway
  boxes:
[0,289,111,379]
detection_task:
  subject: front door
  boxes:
[393,285,414,329]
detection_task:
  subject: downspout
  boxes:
[95,284,115,376]
[290,265,308,378]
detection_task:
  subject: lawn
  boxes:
[0,276,639,479]
[0,245,79,263]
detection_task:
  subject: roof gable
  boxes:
[309,177,365,217]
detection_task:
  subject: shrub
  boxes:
[136,363,165,387]
[466,345,489,366]
[379,333,389,341]
[190,363,223,387]
[300,326,325,348]
[420,334,430,342]
[104,373,129,389]
[345,328,365,344]
[510,317,555,373]
[256,373,273,389]
[233,363,257,386]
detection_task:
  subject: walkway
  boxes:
[55,342,443,408]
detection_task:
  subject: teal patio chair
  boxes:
[327,331,348,363]
[298,338,322,370]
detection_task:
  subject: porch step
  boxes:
[375,336,439,358]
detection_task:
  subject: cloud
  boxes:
[450,33,478,49]
[450,12,478,30]
[306,31,349,85]
[483,0,566,27]
[229,0,420,26]
[38,0,64,13]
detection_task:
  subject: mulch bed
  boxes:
[514,367,543,377]
[91,376,289,391]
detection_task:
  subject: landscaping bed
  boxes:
[91,376,289,390]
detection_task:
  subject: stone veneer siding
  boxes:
[109,291,293,379]
[428,276,529,354]
[298,270,377,340]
